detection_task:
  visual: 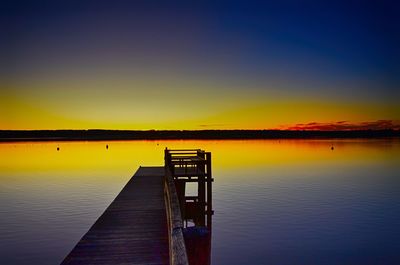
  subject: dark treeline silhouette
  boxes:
[0,129,399,141]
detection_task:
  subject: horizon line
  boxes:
[1,129,399,142]
[1,128,400,132]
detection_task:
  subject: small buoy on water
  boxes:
[57,147,60,151]
[106,144,109,149]
[331,146,334,150]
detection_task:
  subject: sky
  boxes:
[1,0,399,130]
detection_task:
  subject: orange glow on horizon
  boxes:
[0,70,398,131]
[1,89,399,130]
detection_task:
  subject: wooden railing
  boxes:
[165,149,212,228]
[164,162,189,265]
[164,148,213,265]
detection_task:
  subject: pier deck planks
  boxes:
[61,166,169,265]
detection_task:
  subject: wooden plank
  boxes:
[61,166,169,265]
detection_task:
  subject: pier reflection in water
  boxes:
[165,149,213,265]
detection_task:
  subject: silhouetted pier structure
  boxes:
[165,149,213,265]
[61,149,213,265]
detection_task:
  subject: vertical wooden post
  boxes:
[175,179,186,220]
[206,152,212,229]
[164,149,167,172]
[164,148,170,175]
[197,150,206,226]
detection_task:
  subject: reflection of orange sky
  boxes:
[1,139,398,178]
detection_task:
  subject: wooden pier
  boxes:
[61,149,213,265]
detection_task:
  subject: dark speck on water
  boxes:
[57,147,59,151]
[106,144,108,149]
[331,146,334,150]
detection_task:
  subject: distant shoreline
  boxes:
[0,130,399,142]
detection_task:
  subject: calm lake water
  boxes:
[1,139,399,265]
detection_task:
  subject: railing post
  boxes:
[206,152,212,230]
[196,150,206,227]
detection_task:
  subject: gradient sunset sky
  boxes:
[1,1,399,130]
